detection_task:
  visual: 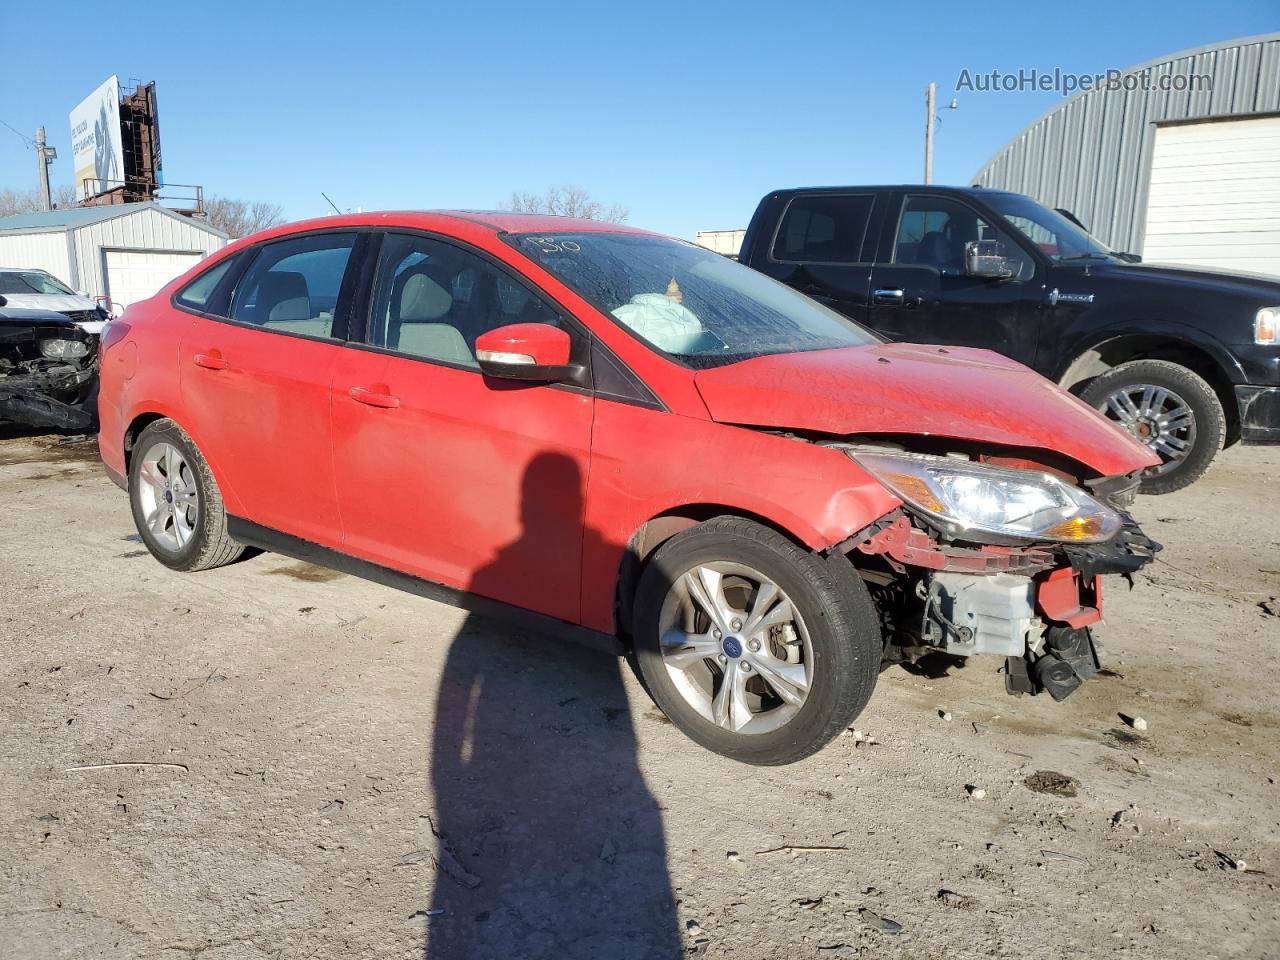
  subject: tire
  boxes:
[129,418,245,572]
[632,517,881,765]
[1080,360,1225,495]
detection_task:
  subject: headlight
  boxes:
[849,451,1122,544]
[39,338,90,359]
[1256,306,1278,345]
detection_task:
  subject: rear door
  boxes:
[749,192,880,326]
[178,231,364,545]
[866,193,1041,365]
[330,232,593,622]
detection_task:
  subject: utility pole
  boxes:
[924,82,936,185]
[35,126,56,210]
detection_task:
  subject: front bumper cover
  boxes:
[1236,385,1280,444]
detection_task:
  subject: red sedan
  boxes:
[98,212,1160,764]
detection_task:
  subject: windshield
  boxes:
[0,270,76,295]
[983,193,1115,262]
[509,232,878,367]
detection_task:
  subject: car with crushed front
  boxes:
[0,267,109,334]
[97,212,1161,764]
[0,296,100,431]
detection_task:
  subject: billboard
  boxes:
[69,76,124,201]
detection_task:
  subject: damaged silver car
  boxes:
[0,296,99,431]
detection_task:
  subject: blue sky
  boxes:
[1,1,1275,239]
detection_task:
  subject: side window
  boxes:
[230,233,357,339]
[175,255,237,312]
[894,196,1028,277]
[772,194,873,263]
[368,233,568,369]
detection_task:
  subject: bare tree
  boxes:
[507,185,629,223]
[201,196,286,238]
[0,185,78,217]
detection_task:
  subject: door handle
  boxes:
[348,385,400,409]
[193,352,228,370]
[872,288,905,306]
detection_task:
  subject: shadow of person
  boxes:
[425,452,681,960]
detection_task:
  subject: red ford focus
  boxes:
[98,212,1160,764]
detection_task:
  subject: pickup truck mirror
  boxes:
[965,240,1017,281]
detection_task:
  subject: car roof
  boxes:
[244,210,657,240]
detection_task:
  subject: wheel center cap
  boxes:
[721,636,743,659]
[164,490,174,504]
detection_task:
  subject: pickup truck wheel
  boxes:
[1081,360,1224,495]
[632,517,880,765]
[129,419,245,572]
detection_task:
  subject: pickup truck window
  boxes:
[510,232,878,368]
[771,194,873,263]
[894,196,1030,279]
[982,193,1114,262]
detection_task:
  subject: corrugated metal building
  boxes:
[973,33,1280,275]
[0,203,226,310]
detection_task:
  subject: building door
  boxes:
[105,249,205,310]
[1144,116,1280,277]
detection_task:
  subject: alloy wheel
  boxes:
[1101,382,1196,475]
[657,562,813,735]
[136,442,199,551]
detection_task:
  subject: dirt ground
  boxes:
[0,431,1276,960]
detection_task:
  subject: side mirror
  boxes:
[965,240,1017,280]
[0,295,6,307]
[475,323,584,384]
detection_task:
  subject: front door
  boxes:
[178,231,363,544]
[867,194,1041,366]
[331,232,593,622]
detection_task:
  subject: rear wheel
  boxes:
[129,419,245,571]
[633,517,881,765]
[1080,359,1225,495]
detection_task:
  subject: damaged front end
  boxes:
[830,444,1160,701]
[0,307,99,431]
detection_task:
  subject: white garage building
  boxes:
[0,202,226,311]
[973,33,1280,276]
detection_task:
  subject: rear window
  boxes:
[771,194,873,263]
[175,256,238,312]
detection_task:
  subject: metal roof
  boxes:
[0,202,227,238]
[972,33,1280,255]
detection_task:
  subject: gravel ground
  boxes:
[0,431,1276,959]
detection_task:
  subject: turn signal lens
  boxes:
[1256,307,1278,345]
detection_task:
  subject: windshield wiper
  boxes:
[1058,253,1112,262]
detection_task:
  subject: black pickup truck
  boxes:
[739,186,1280,493]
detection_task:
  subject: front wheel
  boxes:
[633,517,881,765]
[1080,360,1225,495]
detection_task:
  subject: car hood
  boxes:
[1,292,98,312]
[693,343,1159,478]
[0,293,104,334]
[1073,260,1280,302]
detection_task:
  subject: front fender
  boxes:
[579,402,901,634]
[1053,314,1247,387]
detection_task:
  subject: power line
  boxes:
[0,117,36,148]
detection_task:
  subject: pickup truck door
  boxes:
[865,192,1042,367]
[747,192,881,326]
